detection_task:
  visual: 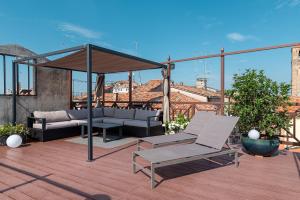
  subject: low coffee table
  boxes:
[81,122,123,143]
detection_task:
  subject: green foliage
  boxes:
[163,114,190,134]
[0,124,29,137]
[226,69,291,138]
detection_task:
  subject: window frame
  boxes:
[0,54,37,96]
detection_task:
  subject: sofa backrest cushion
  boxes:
[93,107,103,118]
[103,107,115,117]
[67,109,88,120]
[114,109,135,119]
[33,110,70,123]
[134,109,161,121]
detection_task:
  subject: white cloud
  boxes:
[58,22,101,39]
[275,0,300,9]
[226,32,256,42]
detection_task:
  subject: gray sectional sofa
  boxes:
[27,107,163,142]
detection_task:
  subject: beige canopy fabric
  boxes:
[162,68,170,123]
[94,74,104,107]
[37,46,165,74]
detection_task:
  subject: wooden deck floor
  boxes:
[0,140,299,200]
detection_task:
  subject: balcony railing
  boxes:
[71,100,222,120]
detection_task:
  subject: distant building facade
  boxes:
[291,47,300,96]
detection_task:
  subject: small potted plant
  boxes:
[227,69,291,156]
[0,124,29,146]
[163,114,189,134]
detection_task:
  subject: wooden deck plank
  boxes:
[0,140,299,200]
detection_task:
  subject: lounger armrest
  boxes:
[27,116,46,131]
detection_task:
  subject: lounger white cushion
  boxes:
[33,121,78,130]
[124,119,162,127]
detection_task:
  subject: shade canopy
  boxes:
[36,45,166,73]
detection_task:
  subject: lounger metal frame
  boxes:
[132,146,239,189]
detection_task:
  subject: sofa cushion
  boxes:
[102,117,125,125]
[71,118,103,126]
[93,108,103,118]
[103,107,115,117]
[67,109,88,120]
[134,109,161,121]
[33,110,70,123]
[124,119,162,127]
[114,109,135,119]
[33,121,78,130]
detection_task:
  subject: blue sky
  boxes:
[0,0,300,92]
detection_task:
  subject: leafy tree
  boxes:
[226,69,291,138]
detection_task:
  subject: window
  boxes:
[0,54,36,96]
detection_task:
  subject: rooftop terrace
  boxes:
[0,140,299,200]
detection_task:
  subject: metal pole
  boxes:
[69,70,73,109]
[162,42,300,64]
[102,74,105,106]
[128,71,132,108]
[167,57,171,120]
[220,48,225,115]
[87,44,93,161]
[12,62,17,125]
[28,61,30,91]
[3,55,6,95]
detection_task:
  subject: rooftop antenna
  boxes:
[134,41,142,84]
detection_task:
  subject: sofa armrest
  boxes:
[146,115,159,127]
[27,116,46,131]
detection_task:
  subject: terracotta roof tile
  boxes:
[172,84,220,97]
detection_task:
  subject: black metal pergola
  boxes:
[12,44,166,161]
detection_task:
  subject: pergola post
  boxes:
[220,48,225,115]
[69,70,73,109]
[128,71,133,108]
[87,44,93,161]
[12,61,17,125]
[167,57,171,119]
[102,74,105,106]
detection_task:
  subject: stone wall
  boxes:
[0,67,70,124]
[291,47,300,96]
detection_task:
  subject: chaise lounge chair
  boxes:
[132,115,239,189]
[137,111,216,150]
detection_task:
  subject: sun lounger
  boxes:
[132,115,239,189]
[137,111,216,150]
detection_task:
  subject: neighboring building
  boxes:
[196,77,208,90]
[99,79,220,113]
[112,80,138,94]
[291,47,300,96]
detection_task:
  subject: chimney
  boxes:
[196,77,207,89]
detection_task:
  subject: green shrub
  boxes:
[226,69,291,138]
[0,124,29,137]
[163,114,190,134]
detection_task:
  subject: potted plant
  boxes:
[163,114,189,134]
[226,69,291,156]
[0,124,29,146]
